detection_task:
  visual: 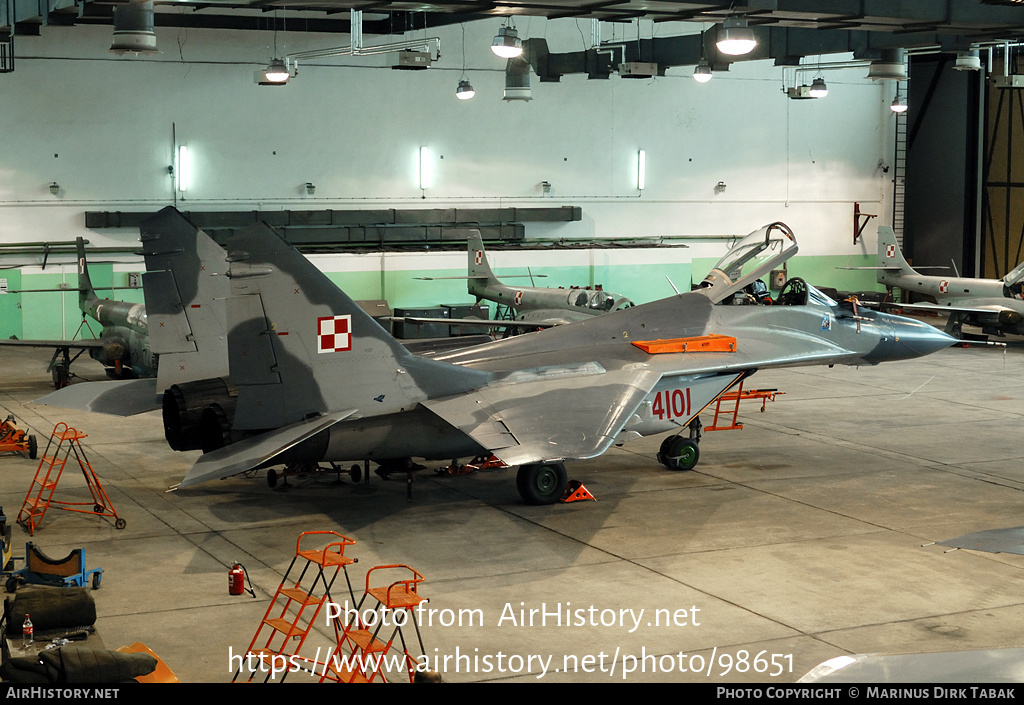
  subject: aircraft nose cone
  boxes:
[893,320,956,359]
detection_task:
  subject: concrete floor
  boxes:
[1,339,1024,683]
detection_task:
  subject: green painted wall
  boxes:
[2,253,881,342]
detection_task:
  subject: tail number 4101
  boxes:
[651,387,692,421]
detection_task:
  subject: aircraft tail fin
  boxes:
[223,222,490,432]
[877,226,918,279]
[75,237,101,313]
[466,230,502,294]
[140,207,230,390]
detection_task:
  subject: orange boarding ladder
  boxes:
[705,381,785,432]
[329,564,428,683]
[16,423,125,535]
[232,531,358,683]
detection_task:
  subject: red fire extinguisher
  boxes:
[229,563,254,597]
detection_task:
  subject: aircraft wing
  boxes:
[421,364,664,466]
[177,410,358,488]
[387,315,555,330]
[0,338,103,349]
[880,300,1018,316]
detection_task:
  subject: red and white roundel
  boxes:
[318,315,352,353]
[939,280,949,294]
[885,245,896,259]
[514,290,523,306]
[474,250,484,265]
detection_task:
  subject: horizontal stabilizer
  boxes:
[34,378,160,416]
[178,410,356,488]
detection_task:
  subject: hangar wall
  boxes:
[0,18,895,339]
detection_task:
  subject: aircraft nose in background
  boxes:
[892,319,957,359]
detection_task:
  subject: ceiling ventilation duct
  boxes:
[953,50,982,71]
[110,1,158,55]
[504,55,531,101]
[867,48,907,80]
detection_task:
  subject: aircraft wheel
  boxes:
[516,462,567,505]
[51,364,70,389]
[349,464,362,483]
[6,577,18,593]
[658,437,700,471]
[267,469,279,488]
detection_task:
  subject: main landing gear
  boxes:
[657,417,703,472]
[516,462,568,505]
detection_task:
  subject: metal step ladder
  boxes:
[16,423,125,535]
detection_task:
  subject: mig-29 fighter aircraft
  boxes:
[31,208,230,414]
[866,226,1024,338]
[164,220,954,505]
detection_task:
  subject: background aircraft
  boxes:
[400,230,636,334]
[1,237,154,388]
[162,221,954,504]
[864,226,1024,338]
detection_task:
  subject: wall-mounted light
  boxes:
[418,146,433,192]
[305,182,316,196]
[637,150,646,192]
[890,95,909,113]
[49,182,60,196]
[541,180,552,196]
[714,181,727,194]
[176,145,191,192]
[716,17,756,56]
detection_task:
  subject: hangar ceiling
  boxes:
[6,0,1024,45]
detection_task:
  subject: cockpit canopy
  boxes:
[700,222,798,304]
[567,288,634,312]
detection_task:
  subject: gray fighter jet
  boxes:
[32,208,229,413]
[867,226,1024,337]
[166,221,954,504]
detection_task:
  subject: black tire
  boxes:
[91,572,102,590]
[516,463,568,505]
[52,364,70,390]
[658,437,700,471]
[349,464,362,483]
[115,518,126,530]
[267,468,278,488]
[27,435,37,460]
[6,577,18,593]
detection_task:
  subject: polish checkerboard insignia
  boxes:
[886,245,896,259]
[514,291,523,306]
[939,280,949,294]
[474,250,484,265]
[318,315,352,353]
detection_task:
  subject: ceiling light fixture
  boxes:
[457,23,475,100]
[867,48,908,81]
[491,22,523,59]
[693,60,713,82]
[890,95,908,113]
[263,58,290,83]
[716,17,756,56]
[456,79,475,100]
[808,77,828,98]
[953,49,982,71]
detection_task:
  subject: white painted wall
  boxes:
[0,17,898,266]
